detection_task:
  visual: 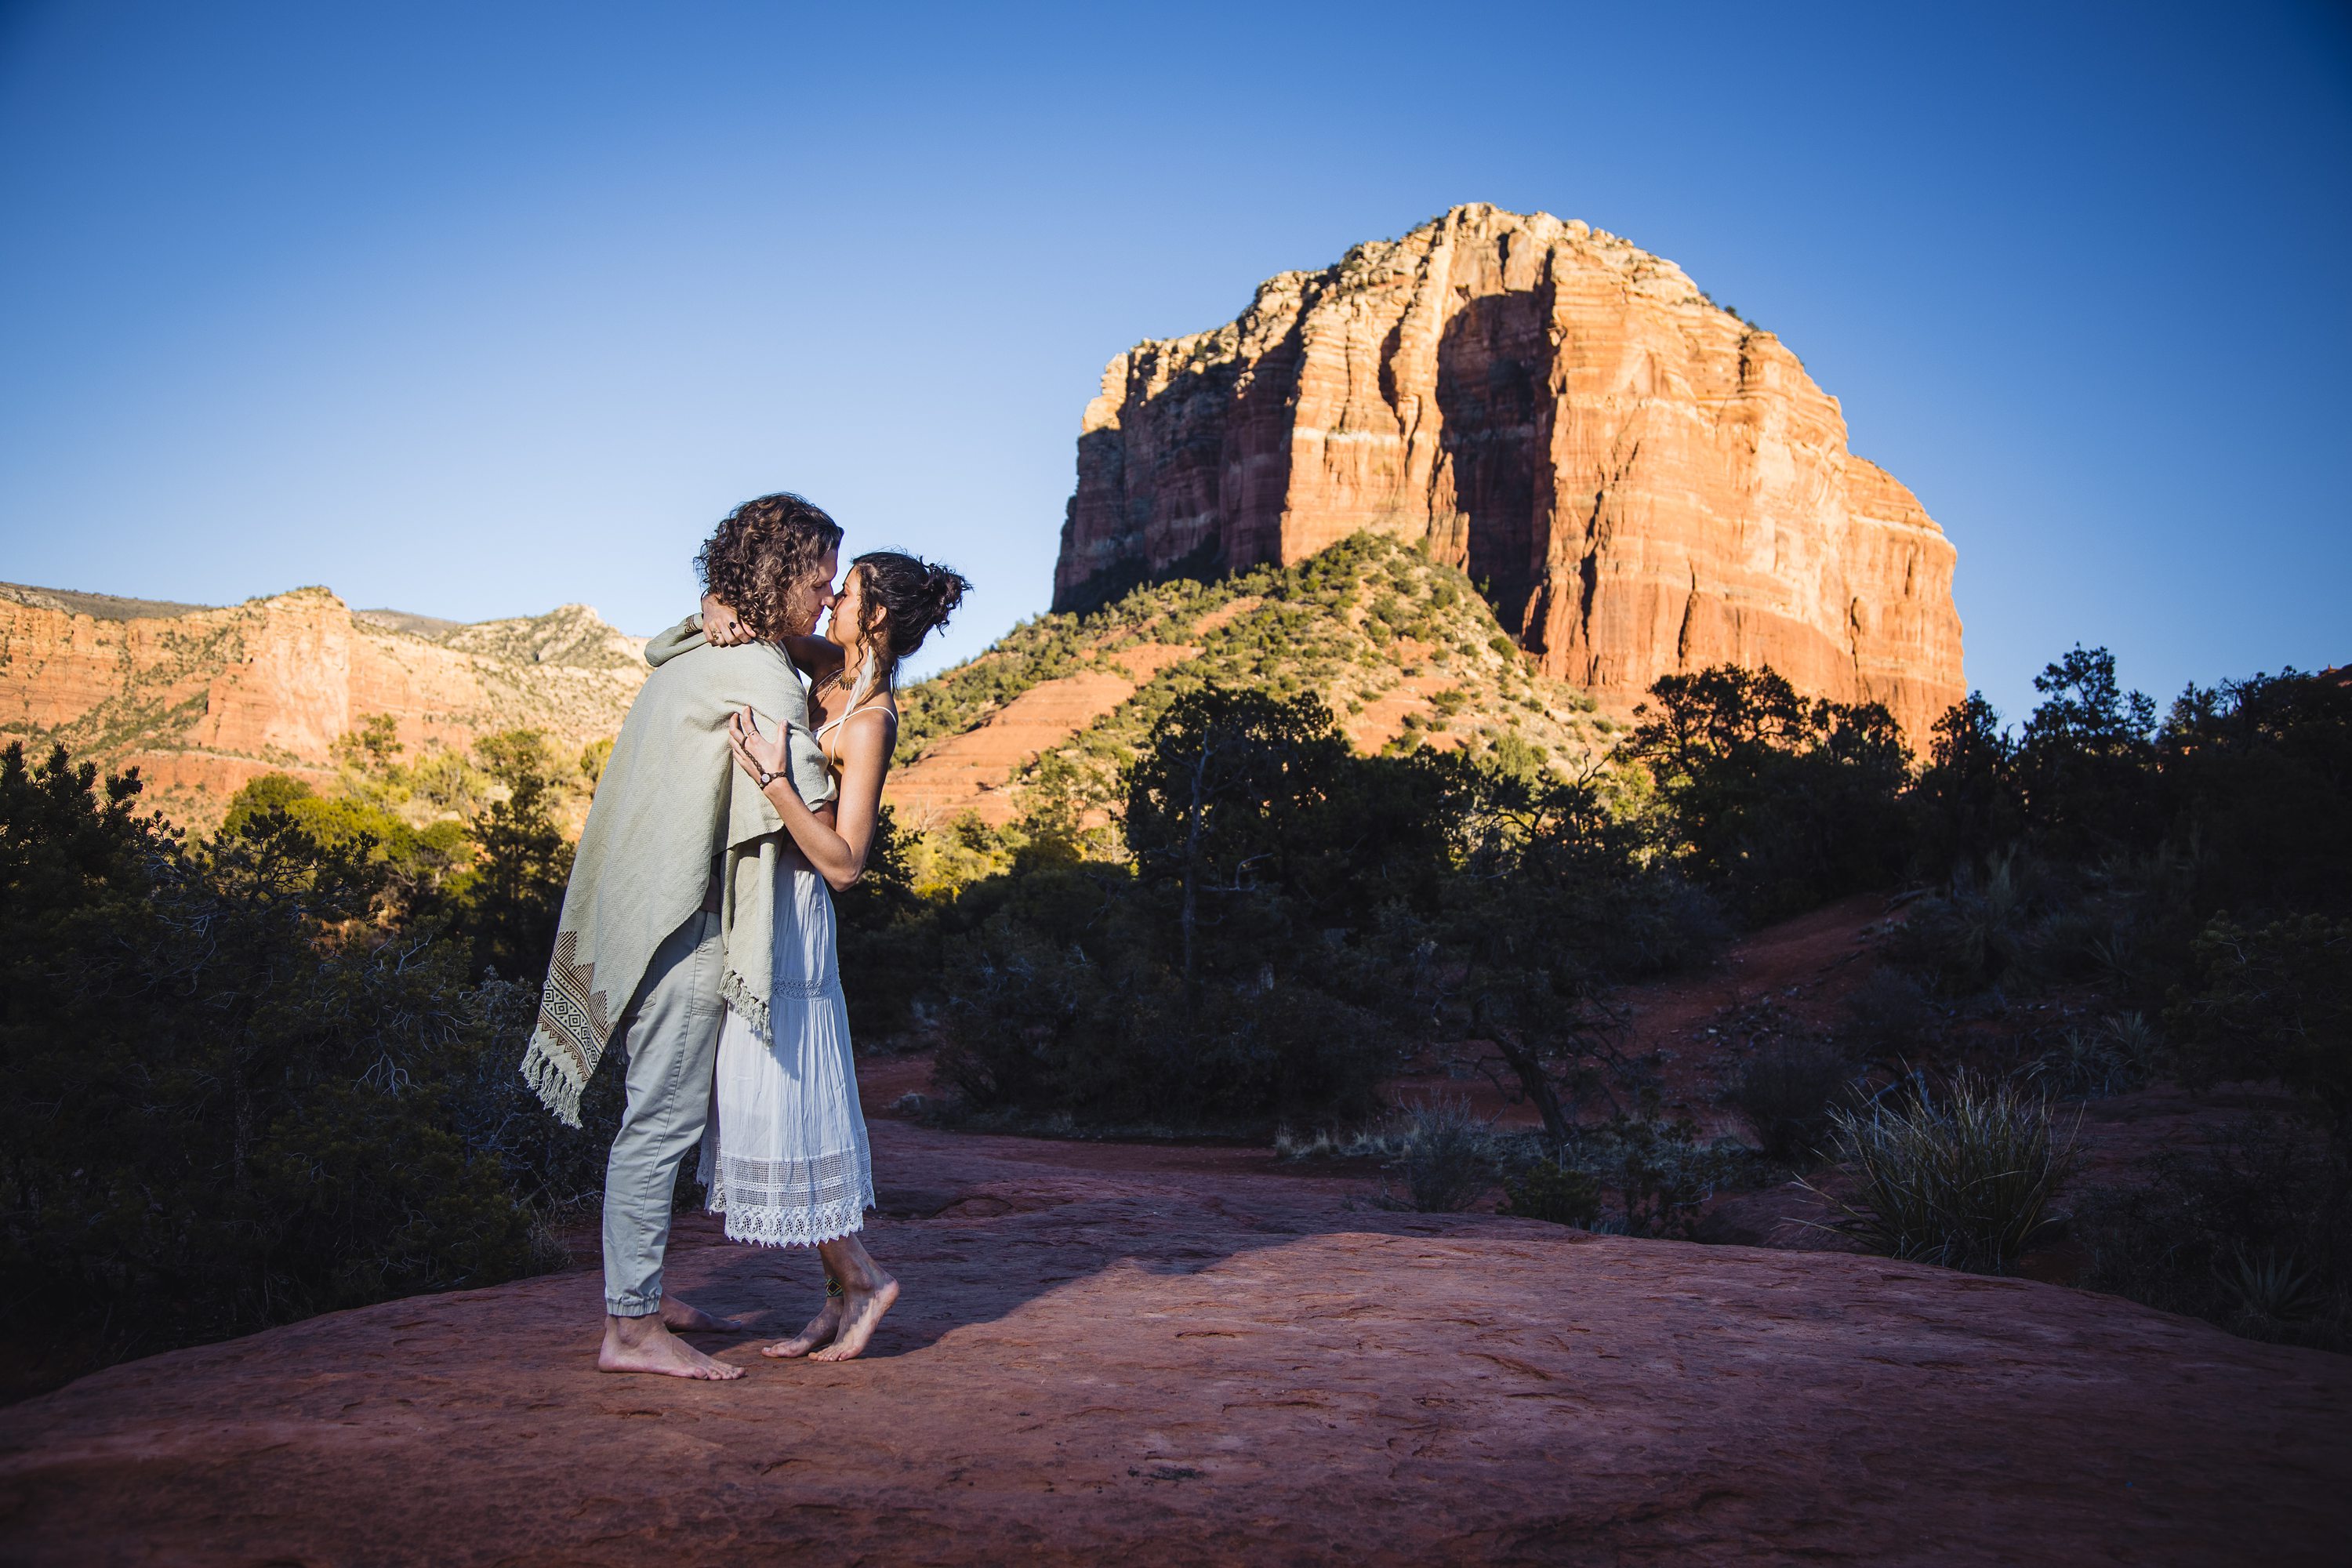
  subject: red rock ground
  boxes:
[7,902,2348,1563]
[3,1109,2348,1564]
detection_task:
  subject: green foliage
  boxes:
[834,804,937,1040]
[927,677,1711,1134]
[2167,915,2352,1131]
[2030,1013,2158,1098]
[932,917,1392,1130]
[1889,850,2041,995]
[1912,692,2022,872]
[1627,665,1912,924]
[2017,645,2160,856]
[1395,1099,1499,1212]
[1576,1113,1748,1239]
[2159,669,2352,916]
[2074,1116,2350,1352]
[450,729,575,982]
[1124,684,1352,983]
[1722,1036,1856,1162]
[1816,1071,2078,1273]
[0,743,554,1382]
[1499,1158,1603,1227]
[221,772,473,921]
[332,712,405,771]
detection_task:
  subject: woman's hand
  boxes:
[702,593,753,647]
[727,706,793,786]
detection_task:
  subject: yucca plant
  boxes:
[2218,1245,2322,1329]
[2032,1011,2161,1098]
[1813,1070,2079,1273]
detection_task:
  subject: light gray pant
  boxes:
[602,908,725,1317]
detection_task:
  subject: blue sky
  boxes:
[2,2,2347,724]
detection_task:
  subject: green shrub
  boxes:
[2015,645,2161,858]
[2167,915,2352,1131]
[1627,665,1912,924]
[1840,966,1934,1056]
[2031,1013,2158,1098]
[2073,1116,2348,1351]
[931,920,1392,1132]
[1815,1071,2077,1272]
[1723,1036,1855,1162]
[1499,1158,1603,1227]
[0,745,552,1381]
[1888,851,2038,994]
[1396,1098,1497,1212]
[1577,1113,1748,1239]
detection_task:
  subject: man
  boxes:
[521,492,841,1380]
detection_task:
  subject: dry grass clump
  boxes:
[1396,1098,1500,1213]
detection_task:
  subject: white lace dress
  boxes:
[699,858,874,1247]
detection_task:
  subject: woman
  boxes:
[699,549,967,1362]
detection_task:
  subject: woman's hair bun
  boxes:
[846,550,971,690]
[924,564,969,624]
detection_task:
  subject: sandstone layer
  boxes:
[2,1110,2343,1564]
[0,582,648,826]
[1054,205,1965,739]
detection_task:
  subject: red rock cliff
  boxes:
[0,583,648,825]
[1054,204,1964,739]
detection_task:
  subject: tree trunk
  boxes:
[1489,1025,1573,1149]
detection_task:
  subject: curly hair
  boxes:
[844,550,971,699]
[695,492,843,641]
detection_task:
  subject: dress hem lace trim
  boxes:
[708,1195,873,1250]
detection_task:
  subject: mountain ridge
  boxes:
[1,581,648,828]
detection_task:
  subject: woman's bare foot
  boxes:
[762,1295,844,1359]
[598,1314,744,1380]
[808,1273,898,1363]
[659,1294,734,1332]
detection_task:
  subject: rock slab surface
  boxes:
[2,1120,2344,1565]
[1054,205,1964,739]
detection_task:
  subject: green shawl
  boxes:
[520,619,835,1126]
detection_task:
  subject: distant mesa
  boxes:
[1054,203,1965,740]
[0,581,648,828]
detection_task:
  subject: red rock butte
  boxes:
[0,582,648,826]
[1055,204,1965,740]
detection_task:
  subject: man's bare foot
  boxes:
[808,1274,898,1363]
[659,1294,735,1332]
[762,1294,844,1359]
[599,1314,744,1380]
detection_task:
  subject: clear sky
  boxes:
[3,2,2347,724]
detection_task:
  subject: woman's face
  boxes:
[826,564,867,651]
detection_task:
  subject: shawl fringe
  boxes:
[521,1025,587,1129]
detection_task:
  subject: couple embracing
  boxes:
[521,492,965,1380]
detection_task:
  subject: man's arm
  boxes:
[779,634,845,683]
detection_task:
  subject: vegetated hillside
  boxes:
[0,582,648,830]
[885,532,1619,830]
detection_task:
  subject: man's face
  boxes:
[786,547,840,637]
